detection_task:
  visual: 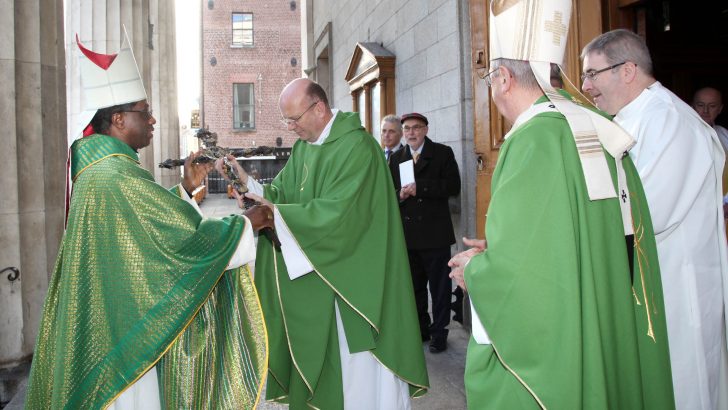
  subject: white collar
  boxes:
[309,109,339,145]
[505,101,558,140]
[409,142,425,155]
[614,81,661,126]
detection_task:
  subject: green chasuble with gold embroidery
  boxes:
[463,99,675,409]
[25,134,267,409]
[254,111,429,409]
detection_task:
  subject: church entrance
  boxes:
[468,0,728,238]
[611,1,728,112]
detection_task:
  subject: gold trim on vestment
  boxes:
[271,212,427,404]
[265,369,288,403]
[73,153,140,182]
[630,192,656,342]
[276,211,380,333]
[246,258,270,408]
[369,350,429,394]
[103,218,265,409]
[492,343,548,409]
[272,245,315,397]
[300,163,309,191]
[313,270,379,333]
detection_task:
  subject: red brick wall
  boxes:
[202,0,301,148]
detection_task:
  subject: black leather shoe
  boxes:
[421,333,431,342]
[429,336,447,353]
[451,289,464,324]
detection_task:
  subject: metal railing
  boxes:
[205,148,291,193]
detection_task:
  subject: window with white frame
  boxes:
[233,83,255,130]
[232,13,253,46]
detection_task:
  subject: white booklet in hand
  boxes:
[399,159,415,186]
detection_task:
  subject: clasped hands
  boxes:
[448,237,487,292]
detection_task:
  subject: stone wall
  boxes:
[65,0,181,187]
[301,0,478,244]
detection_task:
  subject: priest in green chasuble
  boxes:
[448,1,675,408]
[225,78,429,409]
[25,32,270,409]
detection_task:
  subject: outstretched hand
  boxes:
[182,150,213,194]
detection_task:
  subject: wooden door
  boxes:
[468,0,603,238]
[467,0,497,239]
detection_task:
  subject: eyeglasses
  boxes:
[403,124,426,132]
[484,67,501,87]
[581,62,627,82]
[280,101,319,126]
[122,109,154,119]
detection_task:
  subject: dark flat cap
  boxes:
[400,112,428,125]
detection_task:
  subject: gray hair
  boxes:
[382,114,402,130]
[550,63,564,88]
[305,81,330,108]
[490,58,540,91]
[581,29,653,76]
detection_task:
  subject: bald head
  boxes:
[693,87,723,126]
[279,78,333,142]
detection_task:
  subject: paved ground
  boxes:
[255,323,467,410]
[4,193,468,409]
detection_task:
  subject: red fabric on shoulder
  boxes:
[82,123,95,137]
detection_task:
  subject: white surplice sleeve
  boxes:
[178,185,256,269]
[247,178,313,279]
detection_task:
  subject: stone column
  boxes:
[66,0,180,187]
[151,0,181,187]
[0,0,66,370]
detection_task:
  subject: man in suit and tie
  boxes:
[389,112,461,353]
[382,114,404,162]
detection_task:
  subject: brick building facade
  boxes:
[203,0,301,148]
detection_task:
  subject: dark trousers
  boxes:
[407,247,452,339]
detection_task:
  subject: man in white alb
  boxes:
[694,87,728,212]
[582,29,728,410]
